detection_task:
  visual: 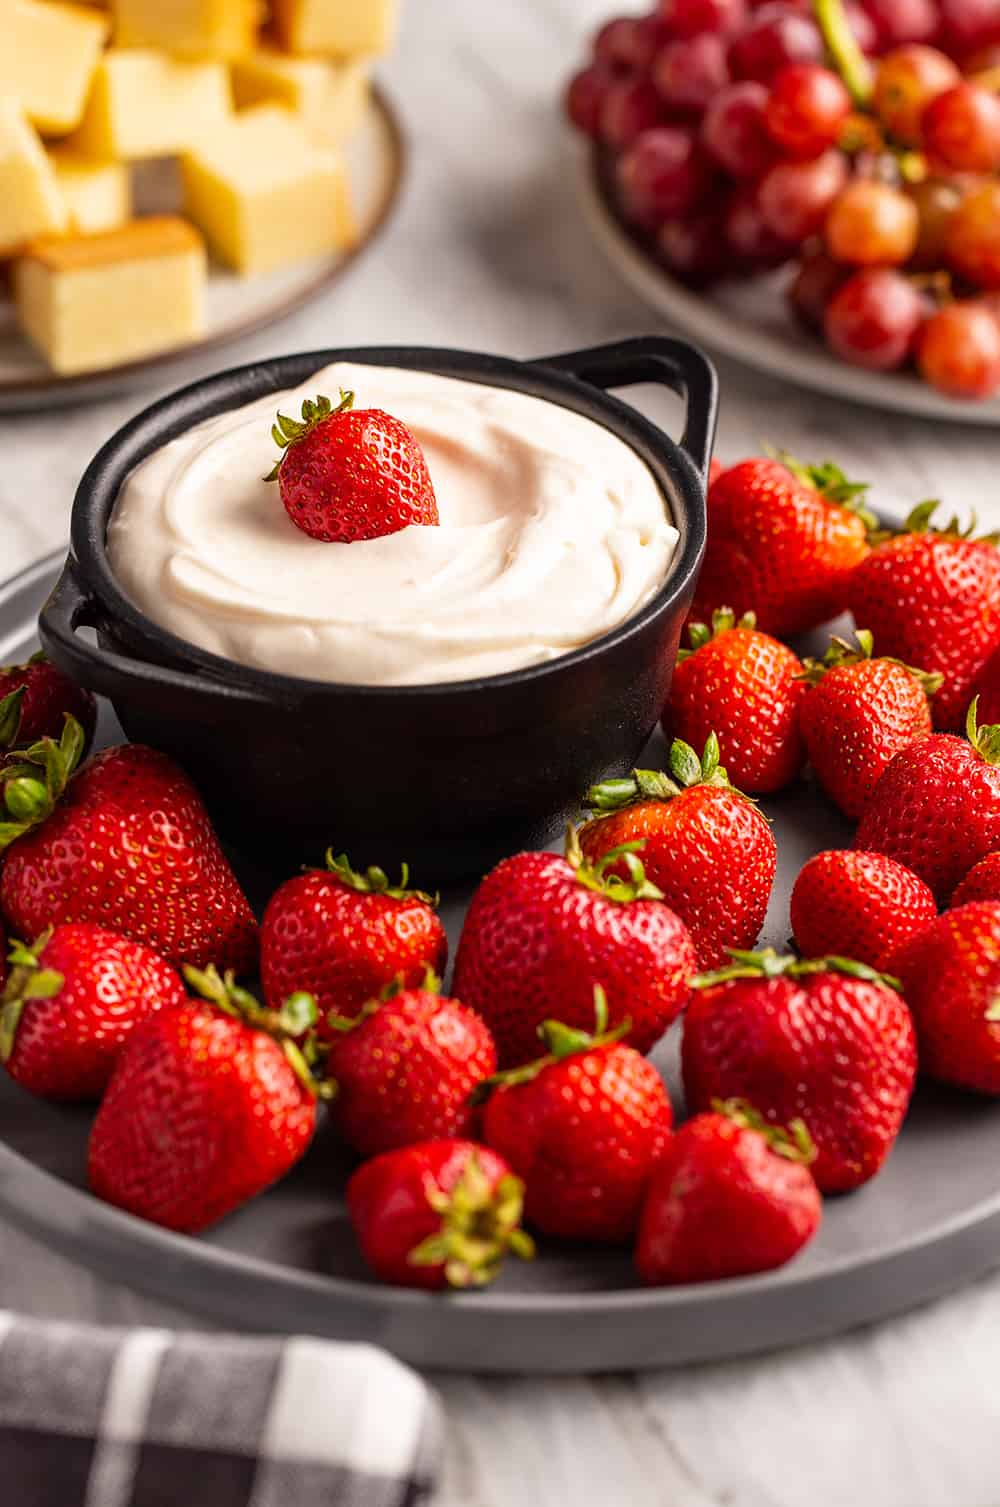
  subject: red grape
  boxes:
[826,181,920,265]
[922,83,1000,173]
[660,0,747,36]
[758,149,850,241]
[600,76,667,149]
[729,5,823,83]
[939,0,1000,53]
[725,186,793,264]
[944,181,1000,288]
[872,45,960,145]
[788,249,852,330]
[824,268,926,370]
[909,177,965,270]
[653,33,730,115]
[918,301,1000,397]
[701,80,777,176]
[595,14,672,71]
[764,64,852,157]
[565,65,615,137]
[658,214,729,283]
[616,126,708,227]
[862,0,940,47]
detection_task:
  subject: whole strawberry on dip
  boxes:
[107,363,678,687]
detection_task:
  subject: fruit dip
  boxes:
[108,362,679,686]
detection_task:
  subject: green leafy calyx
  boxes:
[564,824,664,904]
[692,946,901,992]
[324,850,438,906]
[182,964,335,1100]
[0,715,86,853]
[678,608,757,662]
[798,629,943,696]
[264,389,354,481]
[326,965,442,1034]
[712,1097,817,1165]
[770,447,877,533]
[893,499,1000,546]
[409,1152,535,1288]
[0,927,64,1063]
[470,986,630,1104]
[967,697,1000,767]
[584,736,743,818]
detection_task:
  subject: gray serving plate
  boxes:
[1,553,1000,1374]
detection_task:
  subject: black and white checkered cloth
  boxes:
[0,1311,442,1507]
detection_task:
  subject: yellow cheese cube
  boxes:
[0,1,109,135]
[112,0,259,60]
[49,150,131,233]
[69,50,233,160]
[231,49,369,145]
[0,103,69,256]
[271,0,398,56]
[181,105,354,275]
[14,216,206,375]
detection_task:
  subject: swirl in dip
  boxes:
[108,362,679,686]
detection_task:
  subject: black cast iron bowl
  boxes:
[39,338,716,879]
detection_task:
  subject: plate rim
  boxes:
[0,84,407,405]
[574,144,1000,428]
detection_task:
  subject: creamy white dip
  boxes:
[108,362,678,686]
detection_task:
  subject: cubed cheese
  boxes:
[49,150,131,233]
[180,105,354,274]
[111,0,259,60]
[270,0,398,56]
[14,216,206,375]
[231,49,369,145]
[0,1,109,135]
[68,50,232,160]
[0,103,69,256]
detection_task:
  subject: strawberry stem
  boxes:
[409,1152,535,1288]
[324,851,438,906]
[797,630,944,696]
[264,389,355,482]
[584,737,737,816]
[712,1097,817,1165]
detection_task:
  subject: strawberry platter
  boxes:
[2,343,1000,1373]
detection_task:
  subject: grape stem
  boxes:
[813,0,874,107]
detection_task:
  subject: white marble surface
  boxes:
[3,2,1000,1503]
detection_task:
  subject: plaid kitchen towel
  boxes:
[0,1311,442,1507]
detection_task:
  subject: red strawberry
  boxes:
[682,950,917,1192]
[635,1100,821,1285]
[952,852,1000,908]
[0,652,96,755]
[892,901,1000,1094]
[0,923,186,1100]
[798,630,940,819]
[267,389,439,543]
[0,724,258,974]
[89,967,328,1233]
[972,638,1000,727]
[708,457,724,487]
[452,829,695,1068]
[261,853,447,1035]
[847,502,1000,730]
[347,1139,534,1289]
[326,976,496,1157]
[790,850,937,973]
[854,699,1000,903]
[579,737,776,971]
[479,989,674,1242]
[689,455,872,638]
[664,609,807,794]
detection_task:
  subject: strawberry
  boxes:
[0,723,258,974]
[891,902,1000,1094]
[452,829,695,1068]
[790,850,937,973]
[952,852,1000,908]
[261,853,447,1035]
[689,455,872,638]
[798,630,940,820]
[0,652,96,755]
[0,923,186,1100]
[635,1100,821,1286]
[847,502,1000,730]
[326,975,496,1157]
[267,389,439,543]
[347,1139,534,1289]
[478,988,674,1243]
[708,457,724,487]
[89,966,329,1233]
[682,950,917,1192]
[664,609,807,795]
[579,737,776,971]
[854,699,1000,904]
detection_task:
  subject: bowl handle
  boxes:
[533,336,718,485]
[38,559,275,709]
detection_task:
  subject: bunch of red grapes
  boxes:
[566,0,1000,400]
